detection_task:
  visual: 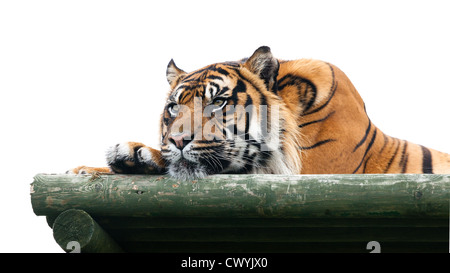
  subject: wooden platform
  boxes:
[30,173,450,253]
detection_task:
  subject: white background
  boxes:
[0,0,449,252]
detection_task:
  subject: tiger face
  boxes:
[160,47,290,180]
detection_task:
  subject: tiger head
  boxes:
[159,46,301,180]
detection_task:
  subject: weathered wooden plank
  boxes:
[95,217,448,229]
[31,173,450,219]
[105,226,446,243]
[52,209,123,253]
[93,216,447,252]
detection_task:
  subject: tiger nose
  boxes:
[169,133,193,150]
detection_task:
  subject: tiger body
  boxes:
[278,59,450,174]
[71,47,450,179]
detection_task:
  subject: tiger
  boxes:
[69,46,450,179]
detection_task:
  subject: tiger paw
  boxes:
[106,142,166,174]
[66,166,112,174]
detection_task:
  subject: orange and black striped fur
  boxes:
[70,46,450,179]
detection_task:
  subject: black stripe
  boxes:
[222,61,241,67]
[398,141,408,173]
[215,86,229,97]
[244,95,253,140]
[383,138,400,173]
[195,140,217,144]
[303,63,337,116]
[225,81,244,116]
[363,155,372,173]
[191,145,222,151]
[235,69,269,142]
[208,82,221,98]
[241,143,253,173]
[258,147,272,167]
[176,84,199,93]
[213,66,230,76]
[421,145,433,174]
[352,129,377,174]
[298,111,335,128]
[278,74,317,113]
[401,153,409,173]
[379,133,389,154]
[235,69,262,94]
[303,81,338,116]
[206,75,223,81]
[259,90,270,141]
[182,67,209,82]
[182,65,231,82]
[233,79,246,93]
[302,84,317,112]
[217,156,232,172]
[178,91,190,103]
[353,119,372,152]
[209,82,220,89]
[300,139,336,150]
[180,78,201,83]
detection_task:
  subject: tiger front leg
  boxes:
[68,166,112,174]
[68,142,166,175]
[106,142,166,174]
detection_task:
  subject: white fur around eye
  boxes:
[205,83,218,101]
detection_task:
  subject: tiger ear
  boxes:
[243,46,279,92]
[166,59,186,86]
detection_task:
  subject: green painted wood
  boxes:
[52,209,123,253]
[91,216,448,252]
[31,173,450,219]
[94,216,447,229]
[105,226,446,243]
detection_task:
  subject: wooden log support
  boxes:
[30,173,450,252]
[31,173,450,218]
[52,209,123,253]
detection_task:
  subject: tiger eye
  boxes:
[168,104,180,117]
[213,99,224,106]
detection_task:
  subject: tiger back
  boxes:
[278,58,450,174]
